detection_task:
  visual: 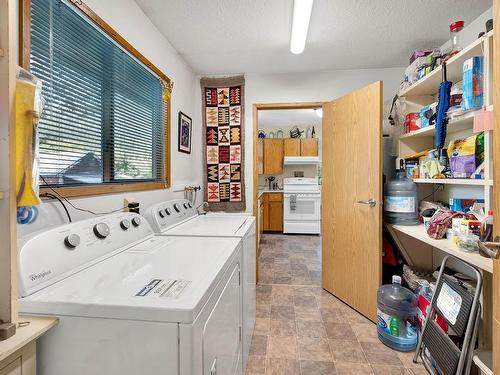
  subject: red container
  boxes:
[405,113,420,133]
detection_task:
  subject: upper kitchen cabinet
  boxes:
[284,139,301,156]
[263,139,284,174]
[284,138,319,157]
[300,139,319,156]
[257,139,264,174]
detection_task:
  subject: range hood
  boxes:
[284,156,321,165]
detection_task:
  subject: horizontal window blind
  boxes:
[30,0,165,187]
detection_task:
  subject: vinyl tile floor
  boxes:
[246,233,427,375]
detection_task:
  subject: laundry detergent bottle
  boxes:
[384,159,419,225]
[377,275,418,352]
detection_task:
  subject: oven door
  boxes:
[283,193,321,221]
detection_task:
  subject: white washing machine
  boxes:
[143,200,255,371]
[17,212,243,375]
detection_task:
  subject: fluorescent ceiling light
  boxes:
[314,108,323,118]
[290,0,314,54]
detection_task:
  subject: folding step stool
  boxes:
[413,255,483,375]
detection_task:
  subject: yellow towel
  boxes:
[15,80,40,206]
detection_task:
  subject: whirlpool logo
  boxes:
[29,270,52,282]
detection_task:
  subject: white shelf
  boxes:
[389,224,493,273]
[412,178,492,186]
[400,106,494,140]
[400,31,491,97]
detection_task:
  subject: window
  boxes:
[22,0,172,196]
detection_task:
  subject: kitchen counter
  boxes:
[258,190,283,198]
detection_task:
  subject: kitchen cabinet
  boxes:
[263,139,284,175]
[0,316,57,375]
[261,192,283,232]
[300,139,319,156]
[284,139,301,156]
[284,139,319,157]
[257,139,264,174]
[258,195,264,244]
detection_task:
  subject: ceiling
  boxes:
[135,0,491,75]
[259,109,322,128]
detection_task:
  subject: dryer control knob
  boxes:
[93,223,110,239]
[187,202,192,208]
[64,233,80,249]
[120,219,131,230]
[159,210,165,218]
[132,217,141,227]
[165,208,171,216]
[173,203,181,212]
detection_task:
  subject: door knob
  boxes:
[478,236,500,259]
[356,198,377,207]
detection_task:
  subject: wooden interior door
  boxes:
[322,81,383,321]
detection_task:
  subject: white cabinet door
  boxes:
[0,358,22,375]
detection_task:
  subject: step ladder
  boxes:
[413,255,483,375]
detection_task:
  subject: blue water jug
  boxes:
[377,275,418,352]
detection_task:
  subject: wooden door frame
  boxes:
[252,101,324,282]
[0,0,18,340]
[492,1,499,373]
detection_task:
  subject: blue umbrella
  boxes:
[435,63,452,149]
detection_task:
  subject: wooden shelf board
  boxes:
[412,178,492,186]
[400,107,494,140]
[389,224,493,273]
[400,31,491,97]
[0,315,58,362]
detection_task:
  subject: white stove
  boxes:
[18,212,243,375]
[283,177,321,234]
[143,200,255,371]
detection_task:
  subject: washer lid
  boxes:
[165,215,255,237]
[19,236,241,324]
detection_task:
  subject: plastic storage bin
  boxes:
[377,276,419,352]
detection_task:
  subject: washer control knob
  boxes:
[183,203,188,209]
[120,219,131,230]
[64,233,80,249]
[93,223,110,239]
[188,202,192,208]
[132,217,141,227]
[165,208,171,216]
[173,203,181,212]
[159,210,165,218]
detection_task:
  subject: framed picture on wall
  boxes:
[178,111,192,154]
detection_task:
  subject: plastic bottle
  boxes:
[377,275,419,352]
[450,21,465,54]
[384,159,419,225]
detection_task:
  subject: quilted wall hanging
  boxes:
[201,75,245,211]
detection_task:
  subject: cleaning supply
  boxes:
[447,134,480,178]
[462,56,484,111]
[15,68,42,207]
[435,63,452,149]
[377,275,418,352]
[384,159,419,225]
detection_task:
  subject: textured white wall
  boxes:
[18,0,203,235]
[195,68,405,211]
